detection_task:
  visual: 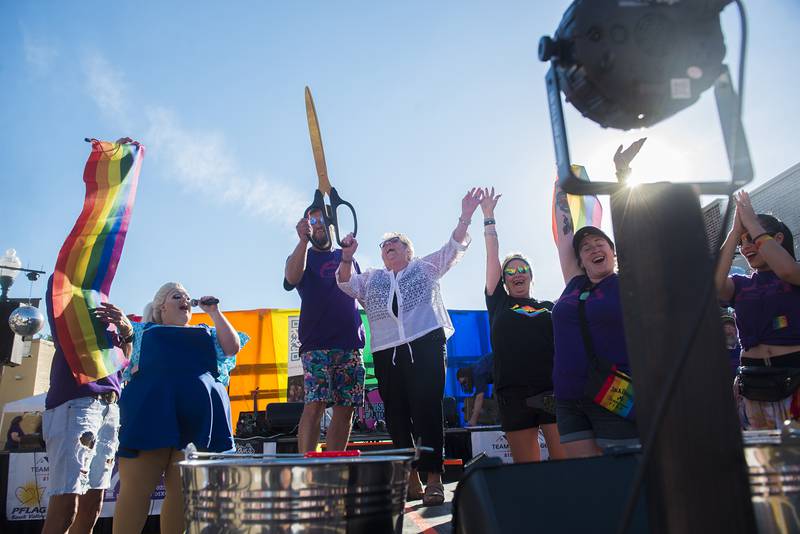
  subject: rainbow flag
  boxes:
[49,139,145,384]
[551,164,603,244]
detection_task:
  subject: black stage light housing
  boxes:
[539,0,752,195]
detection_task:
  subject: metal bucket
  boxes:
[179,454,412,534]
[743,430,800,533]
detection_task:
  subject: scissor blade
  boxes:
[305,86,332,195]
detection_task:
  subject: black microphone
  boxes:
[190,297,219,307]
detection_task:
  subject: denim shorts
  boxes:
[301,349,365,407]
[42,396,120,495]
[556,398,639,449]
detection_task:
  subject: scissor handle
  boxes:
[304,190,333,249]
[328,187,358,247]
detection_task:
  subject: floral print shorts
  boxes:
[301,349,365,407]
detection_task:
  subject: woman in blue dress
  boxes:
[100,283,248,534]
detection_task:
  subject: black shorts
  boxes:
[497,392,556,432]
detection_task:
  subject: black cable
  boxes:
[615,2,747,532]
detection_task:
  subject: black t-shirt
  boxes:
[485,279,555,395]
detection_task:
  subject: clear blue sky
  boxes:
[2,2,798,318]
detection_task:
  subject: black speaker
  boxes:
[265,402,304,433]
[443,396,459,428]
[236,411,269,438]
[452,451,648,534]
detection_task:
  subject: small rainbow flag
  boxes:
[552,164,603,244]
[49,139,145,384]
[774,315,789,330]
[593,366,635,419]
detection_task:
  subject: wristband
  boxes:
[755,235,774,249]
[483,218,496,226]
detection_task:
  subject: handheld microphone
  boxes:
[190,297,219,307]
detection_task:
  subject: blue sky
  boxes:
[2,2,798,318]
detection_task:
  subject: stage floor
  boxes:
[402,481,457,534]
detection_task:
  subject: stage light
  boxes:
[540,0,752,195]
[539,0,729,130]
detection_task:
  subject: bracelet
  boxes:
[458,216,471,226]
[483,218,496,226]
[755,235,774,249]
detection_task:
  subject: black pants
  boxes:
[373,328,446,473]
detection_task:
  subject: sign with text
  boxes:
[6,452,164,521]
[469,429,549,463]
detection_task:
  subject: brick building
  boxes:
[702,162,800,269]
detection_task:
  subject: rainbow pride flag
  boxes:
[551,164,603,244]
[49,139,145,384]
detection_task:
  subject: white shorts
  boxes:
[42,396,120,496]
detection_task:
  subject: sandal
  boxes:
[422,483,445,506]
[407,472,424,501]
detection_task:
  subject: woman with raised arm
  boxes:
[715,192,800,429]
[479,187,566,462]
[337,188,482,506]
[550,140,645,458]
[106,284,249,534]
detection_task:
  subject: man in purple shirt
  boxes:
[41,277,133,534]
[284,209,366,453]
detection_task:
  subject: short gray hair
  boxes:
[381,232,415,260]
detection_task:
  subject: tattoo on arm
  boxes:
[561,214,573,236]
[555,190,570,213]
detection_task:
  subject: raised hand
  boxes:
[614,138,647,173]
[93,302,133,337]
[197,296,220,314]
[480,187,502,217]
[296,217,311,243]
[341,232,358,260]
[461,188,484,221]
[735,191,760,233]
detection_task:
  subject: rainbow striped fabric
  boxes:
[552,164,603,244]
[592,366,635,419]
[49,139,145,384]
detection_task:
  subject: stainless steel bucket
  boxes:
[179,454,412,534]
[743,430,800,533]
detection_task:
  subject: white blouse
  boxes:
[336,235,470,352]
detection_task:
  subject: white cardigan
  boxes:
[336,236,470,352]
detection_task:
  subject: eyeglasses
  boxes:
[504,265,531,276]
[379,237,402,249]
[738,232,774,249]
[308,216,324,225]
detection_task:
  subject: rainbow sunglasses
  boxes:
[504,264,531,276]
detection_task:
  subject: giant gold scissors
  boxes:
[304,86,358,248]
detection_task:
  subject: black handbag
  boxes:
[578,280,635,420]
[737,366,800,402]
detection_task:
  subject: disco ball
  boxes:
[8,306,45,337]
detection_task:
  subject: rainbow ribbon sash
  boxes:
[49,139,145,384]
[551,164,603,244]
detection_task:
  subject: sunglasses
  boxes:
[379,236,402,249]
[738,232,774,249]
[504,265,531,276]
[308,216,324,225]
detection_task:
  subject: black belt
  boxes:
[92,391,118,404]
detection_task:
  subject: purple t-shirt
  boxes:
[551,273,630,400]
[284,248,365,353]
[44,277,122,410]
[730,270,800,351]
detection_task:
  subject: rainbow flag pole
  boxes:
[49,138,145,384]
